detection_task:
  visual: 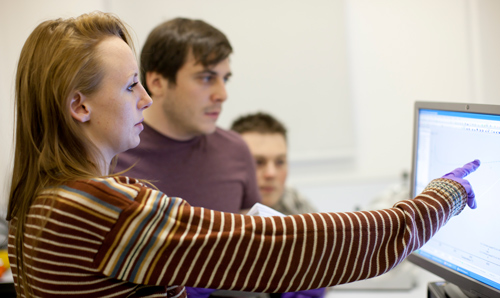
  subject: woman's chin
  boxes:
[129,138,142,150]
[117,139,141,156]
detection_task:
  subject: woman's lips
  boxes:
[135,119,144,130]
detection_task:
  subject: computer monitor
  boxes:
[407,101,500,298]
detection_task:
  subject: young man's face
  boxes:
[155,51,231,140]
[240,132,288,208]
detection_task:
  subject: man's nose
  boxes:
[264,162,277,178]
[210,78,228,103]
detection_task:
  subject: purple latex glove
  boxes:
[282,288,326,298]
[441,159,480,209]
[185,287,216,298]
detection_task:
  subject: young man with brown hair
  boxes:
[116,18,261,214]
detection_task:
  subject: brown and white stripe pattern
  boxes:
[8,177,466,297]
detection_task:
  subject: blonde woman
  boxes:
[7,11,480,298]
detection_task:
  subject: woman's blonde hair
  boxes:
[6,11,133,296]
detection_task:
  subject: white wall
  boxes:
[472,0,500,104]
[1,1,500,209]
[345,0,475,182]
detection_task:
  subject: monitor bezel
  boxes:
[408,101,500,298]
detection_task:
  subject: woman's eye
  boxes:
[127,82,138,91]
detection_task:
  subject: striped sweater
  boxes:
[8,176,467,297]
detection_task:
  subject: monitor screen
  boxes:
[408,101,500,298]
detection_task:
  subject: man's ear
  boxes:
[69,91,91,123]
[146,71,169,96]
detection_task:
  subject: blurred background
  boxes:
[1,0,500,213]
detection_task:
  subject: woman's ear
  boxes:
[69,91,91,123]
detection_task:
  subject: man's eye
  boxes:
[200,75,215,83]
[255,159,266,167]
[275,159,286,166]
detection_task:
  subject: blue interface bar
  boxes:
[421,109,500,122]
[416,250,500,291]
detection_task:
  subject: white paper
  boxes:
[246,203,286,217]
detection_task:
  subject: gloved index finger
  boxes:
[462,159,481,176]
